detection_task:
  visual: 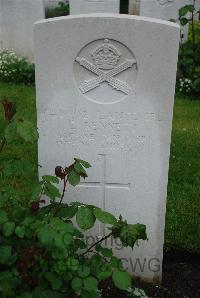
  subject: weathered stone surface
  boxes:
[0,0,45,61]
[139,0,192,41]
[35,14,179,282]
[69,0,120,14]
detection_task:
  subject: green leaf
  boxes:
[95,245,113,257]
[0,210,8,224]
[45,272,62,290]
[63,233,73,246]
[3,221,15,237]
[179,5,194,17]
[68,170,80,187]
[71,277,83,293]
[54,233,65,249]
[74,162,87,175]
[15,226,26,238]
[180,17,188,26]
[83,276,98,292]
[0,246,12,264]
[17,120,38,143]
[50,218,74,234]
[37,226,54,245]
[75,158,91,168]
[44,181,61,199]
[78,265,90,278]
[57,205,78,219]
[42,175,59,184]
[76,207,96,230]
[21,217,34,227]
[119,224,147,248]
[112,269,131,290]
[65,205,78,218]
[96,264,112,281]
[93,208,117,225]
[67,258,79,271]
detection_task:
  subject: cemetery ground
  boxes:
[0,82,199,297]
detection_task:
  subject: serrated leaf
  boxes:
[44,182,61,199]
[3,221,15,237]
[50,218,74,234]
[42,175,59,184]
[179,4,194,17]
[56,205,78,219]
[68,170,80,186]
[17,120,38,143]
[74,162,87,175]
[65,205,78,219]
[83,276,98,292]
[119,224,147,249]
[75,158,91,168]
[112,269,131,290]
[93,208,117,225]
[76,207,96,230]
[0,210,8,224]
[95,245,113,257]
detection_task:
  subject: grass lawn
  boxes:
[0,83,199,252]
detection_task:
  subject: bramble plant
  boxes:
[174,0,200,96]
[0,99,148,297]
[0,49,35,85]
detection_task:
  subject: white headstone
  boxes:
[44,0,64,9]
[35,14,179,282]
[139,0,192,41]
[0,0,45,61]
[129,0,140,15]
[69,0,120,14]
[195,0,200,20]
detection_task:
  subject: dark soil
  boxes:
[100,249,200,298]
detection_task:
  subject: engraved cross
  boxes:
[78,154,131,213]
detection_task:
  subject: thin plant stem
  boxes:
[81,232,113,256]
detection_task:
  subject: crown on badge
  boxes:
[92,39,121,70]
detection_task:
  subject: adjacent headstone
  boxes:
[35,14,179,282]
[44,0,65,9]
[139,0,192,41]
[69,0,120,14]
[0,0,45,61]
[128,0,140,15]
[195,0,200,20]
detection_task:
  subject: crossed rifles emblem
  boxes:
[75,40,137,95]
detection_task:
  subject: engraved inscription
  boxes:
[74,39,137,104]
[43,108,165,152]
[157,0,175,6]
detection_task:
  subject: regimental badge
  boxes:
[75,39,137,95]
